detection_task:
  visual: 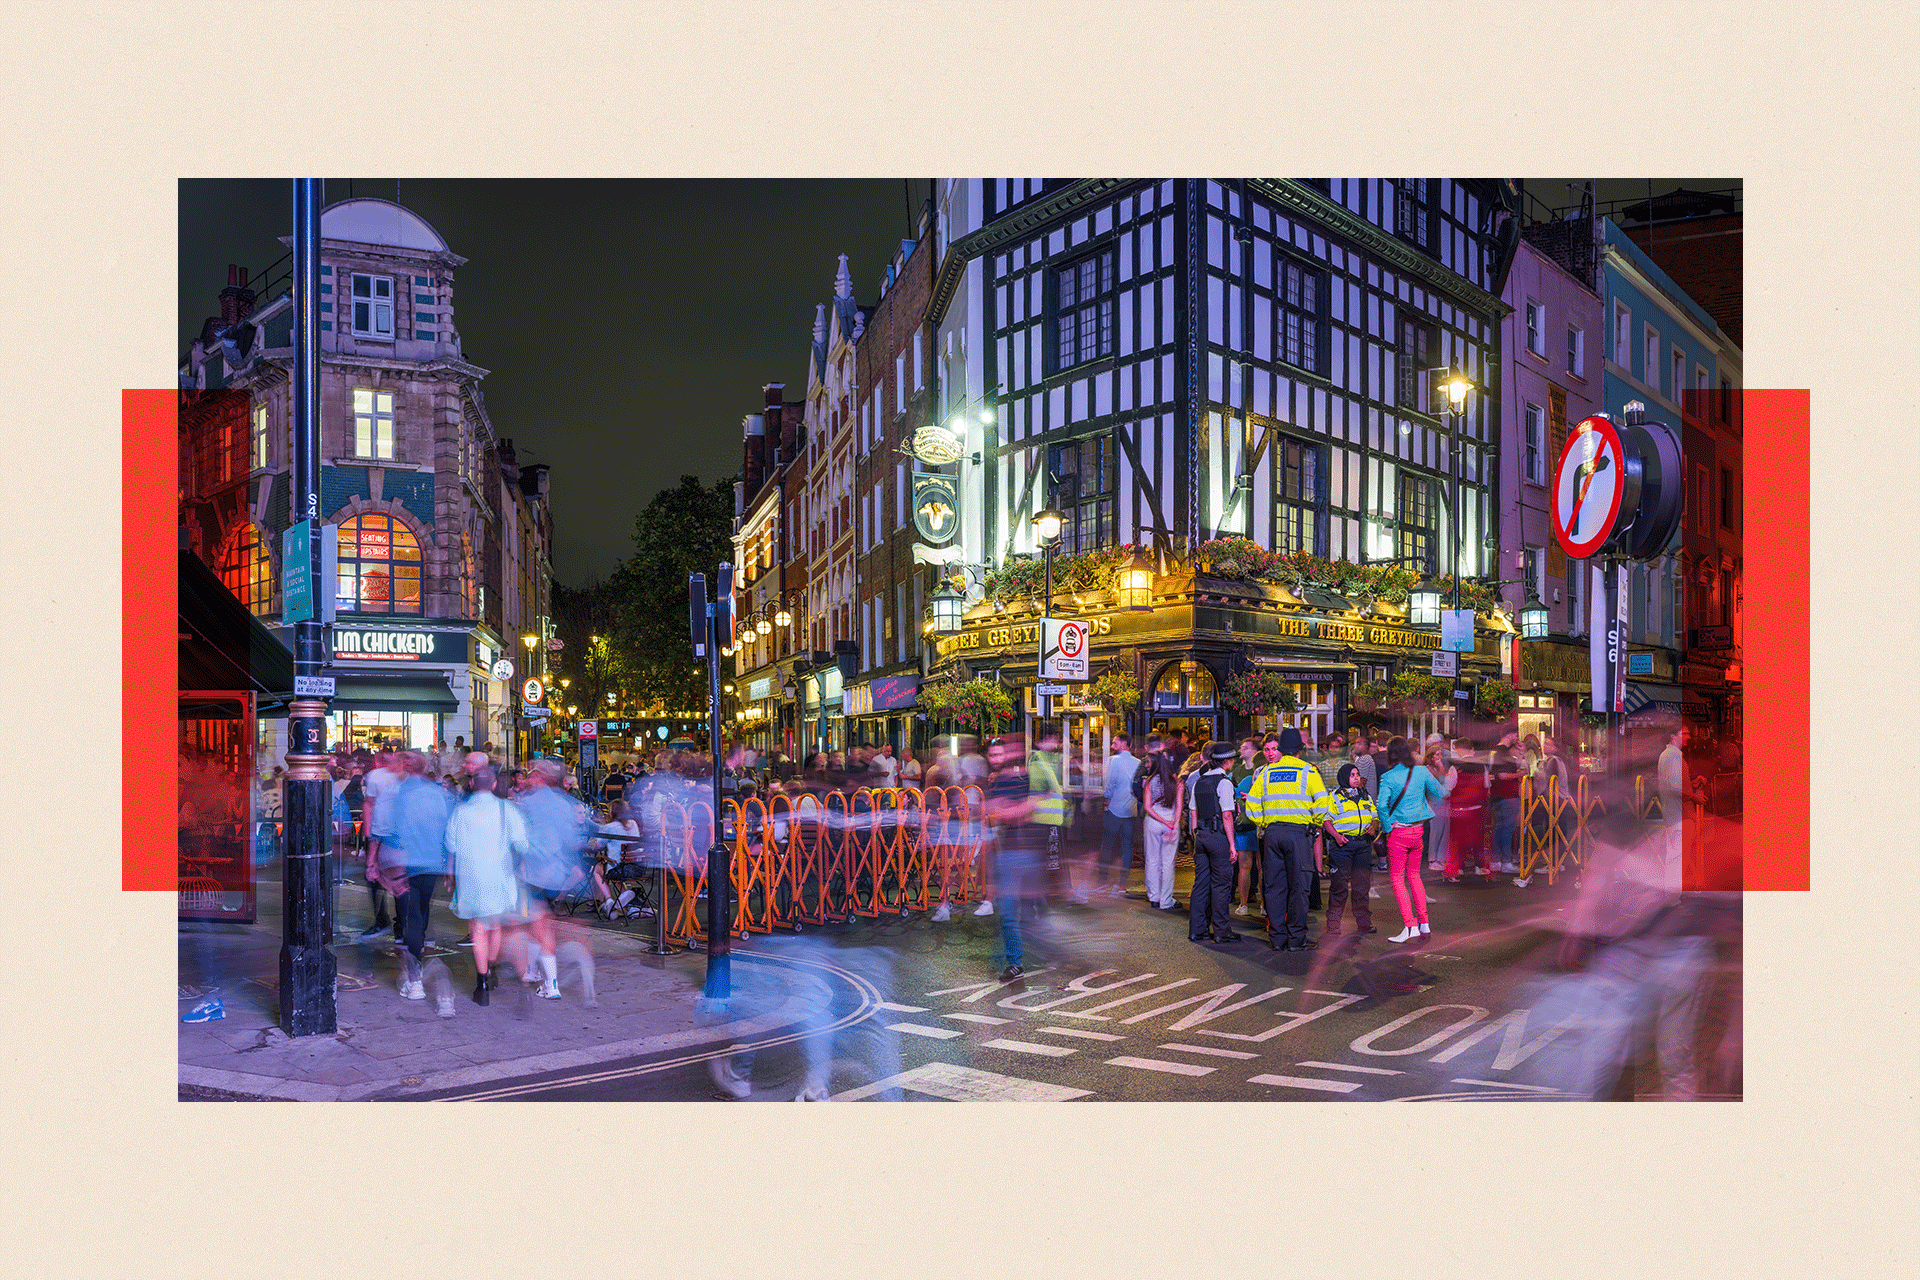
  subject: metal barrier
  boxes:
[650,786,986,943]
[1515,773,1593,886]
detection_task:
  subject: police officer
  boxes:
[1247,726,1329,951]
[1029,724,1072,903]
[1320,762,1380,938]
[1186,742,1243,944]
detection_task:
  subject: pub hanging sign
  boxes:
[912,472,959,544]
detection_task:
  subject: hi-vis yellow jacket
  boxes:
[1323,792,1379,841]
[1245,755,1331,828]
[1028,751,1068,825]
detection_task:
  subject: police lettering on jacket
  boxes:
[1245,755,1331,826]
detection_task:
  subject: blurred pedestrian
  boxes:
[1230,737,1262,917]
[1097,733,1141,897]
[514,757,592,999]
[384,750,454,1000]
[1443,738,1492,882]
[1489,730,1524,874]
[445,765,529,1007]
[1376,736,1452,943]
[1141,747,1182,912]
[984,735,1040,980]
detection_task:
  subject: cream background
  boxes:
[1,1,1912,1275]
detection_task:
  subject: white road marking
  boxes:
[876,1002,929,1013]
[1106,1056,1216,1077]
[1247,1074,1364,1093]
[983,1039,1077,1057]
[944,1012,1013,1025]
[834,1062,1093,1102]
[1450,1078,1561,1093]
[1294,1061,1403,1075]
[1158,1043,1258,1059]
[1034,1027,1124,1041]
[887,1022,965,1039]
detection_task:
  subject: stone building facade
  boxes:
[179,198,553,762]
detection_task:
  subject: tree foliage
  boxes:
[607,475,735,714]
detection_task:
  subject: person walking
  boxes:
[1140,749,1182,912]
[1443,739,1492,882]
[1376,736,1453,943]
[383,750,454,1000]
[514,758,591,999]
[1489,730,1524,874]
[1421,735,1457,871]
[445,765,529,1007]
[983,736,1040,981]
[1028,724,1074,903]
[1246,727,1329,952]
[1098,734,1141,897]
[1320,763,1379,937]
[1185,742,1242,944]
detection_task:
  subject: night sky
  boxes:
[178,177,1735,588]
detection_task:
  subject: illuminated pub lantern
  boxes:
[1117,548,1155,611]
[930,580,967,634]
[1519,592,1550,640]
[1408,575,1442,628]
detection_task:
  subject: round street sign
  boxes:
[578,720,598,741]
[522,677,545,705]
[1058,621,1087,660]
[1552,415,1628,560]
[490,658,515,681]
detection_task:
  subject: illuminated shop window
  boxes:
[336,513,421,616]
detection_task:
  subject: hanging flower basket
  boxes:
[1088,667,1141,715]
[918,676,1015,739]
[1221,670,1299,717]
[1475,678,1517,720]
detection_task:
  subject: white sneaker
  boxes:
[537,978,561,999]
[1389,925,1420,943]
[972,900,994,916]
[1069,893,1090,905]
[1368,887,1381,898]
[435,994,455,1018]
[1418,922,1430,935]
[709,1058,751,1100]
[1512,875,1532,888]
[401,980,426,1000]
[1232,904,1249,916]
[793,1084,831,1102]
[931,903,952,922]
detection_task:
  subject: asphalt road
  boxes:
[404,860,1742,1103]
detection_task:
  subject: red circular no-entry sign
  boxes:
[1552,415,1628,560]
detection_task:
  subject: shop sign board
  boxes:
[333,627,454,662]
[911,472,959,544]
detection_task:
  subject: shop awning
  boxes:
[259,673,459,717]
[179,549,296,712]
[1581,682,1682,716]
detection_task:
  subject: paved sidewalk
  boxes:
[178,873,804,1102]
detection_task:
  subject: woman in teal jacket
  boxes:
[1374,736,1454,943]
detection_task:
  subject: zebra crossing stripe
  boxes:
[887,1023,965,1039]
[1106,1056,1215,1077]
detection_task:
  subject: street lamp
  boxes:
[1409,575,1443,627]
[754,611,772,636]
[773,601,793,628]
[1520,592,1550,640]
[930,579,967,634]
[1032,502,1066,545]
[1117,547,1155,612]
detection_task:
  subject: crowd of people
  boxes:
[217,717,1690,1011]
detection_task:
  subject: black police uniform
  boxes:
[1189,763,1242,944]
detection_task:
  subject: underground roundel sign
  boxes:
[1041,617,1089,681]
[1552,415,1627,560]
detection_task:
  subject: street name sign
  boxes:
[1430,650,1458,678]
[1035,682,1071,696]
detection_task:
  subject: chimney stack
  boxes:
[218,264,256,327]
[742,413,767,497]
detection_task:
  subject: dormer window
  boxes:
[349,273,395,340]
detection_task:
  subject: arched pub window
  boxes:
[218,522,275,618]
[336,513,422,616]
